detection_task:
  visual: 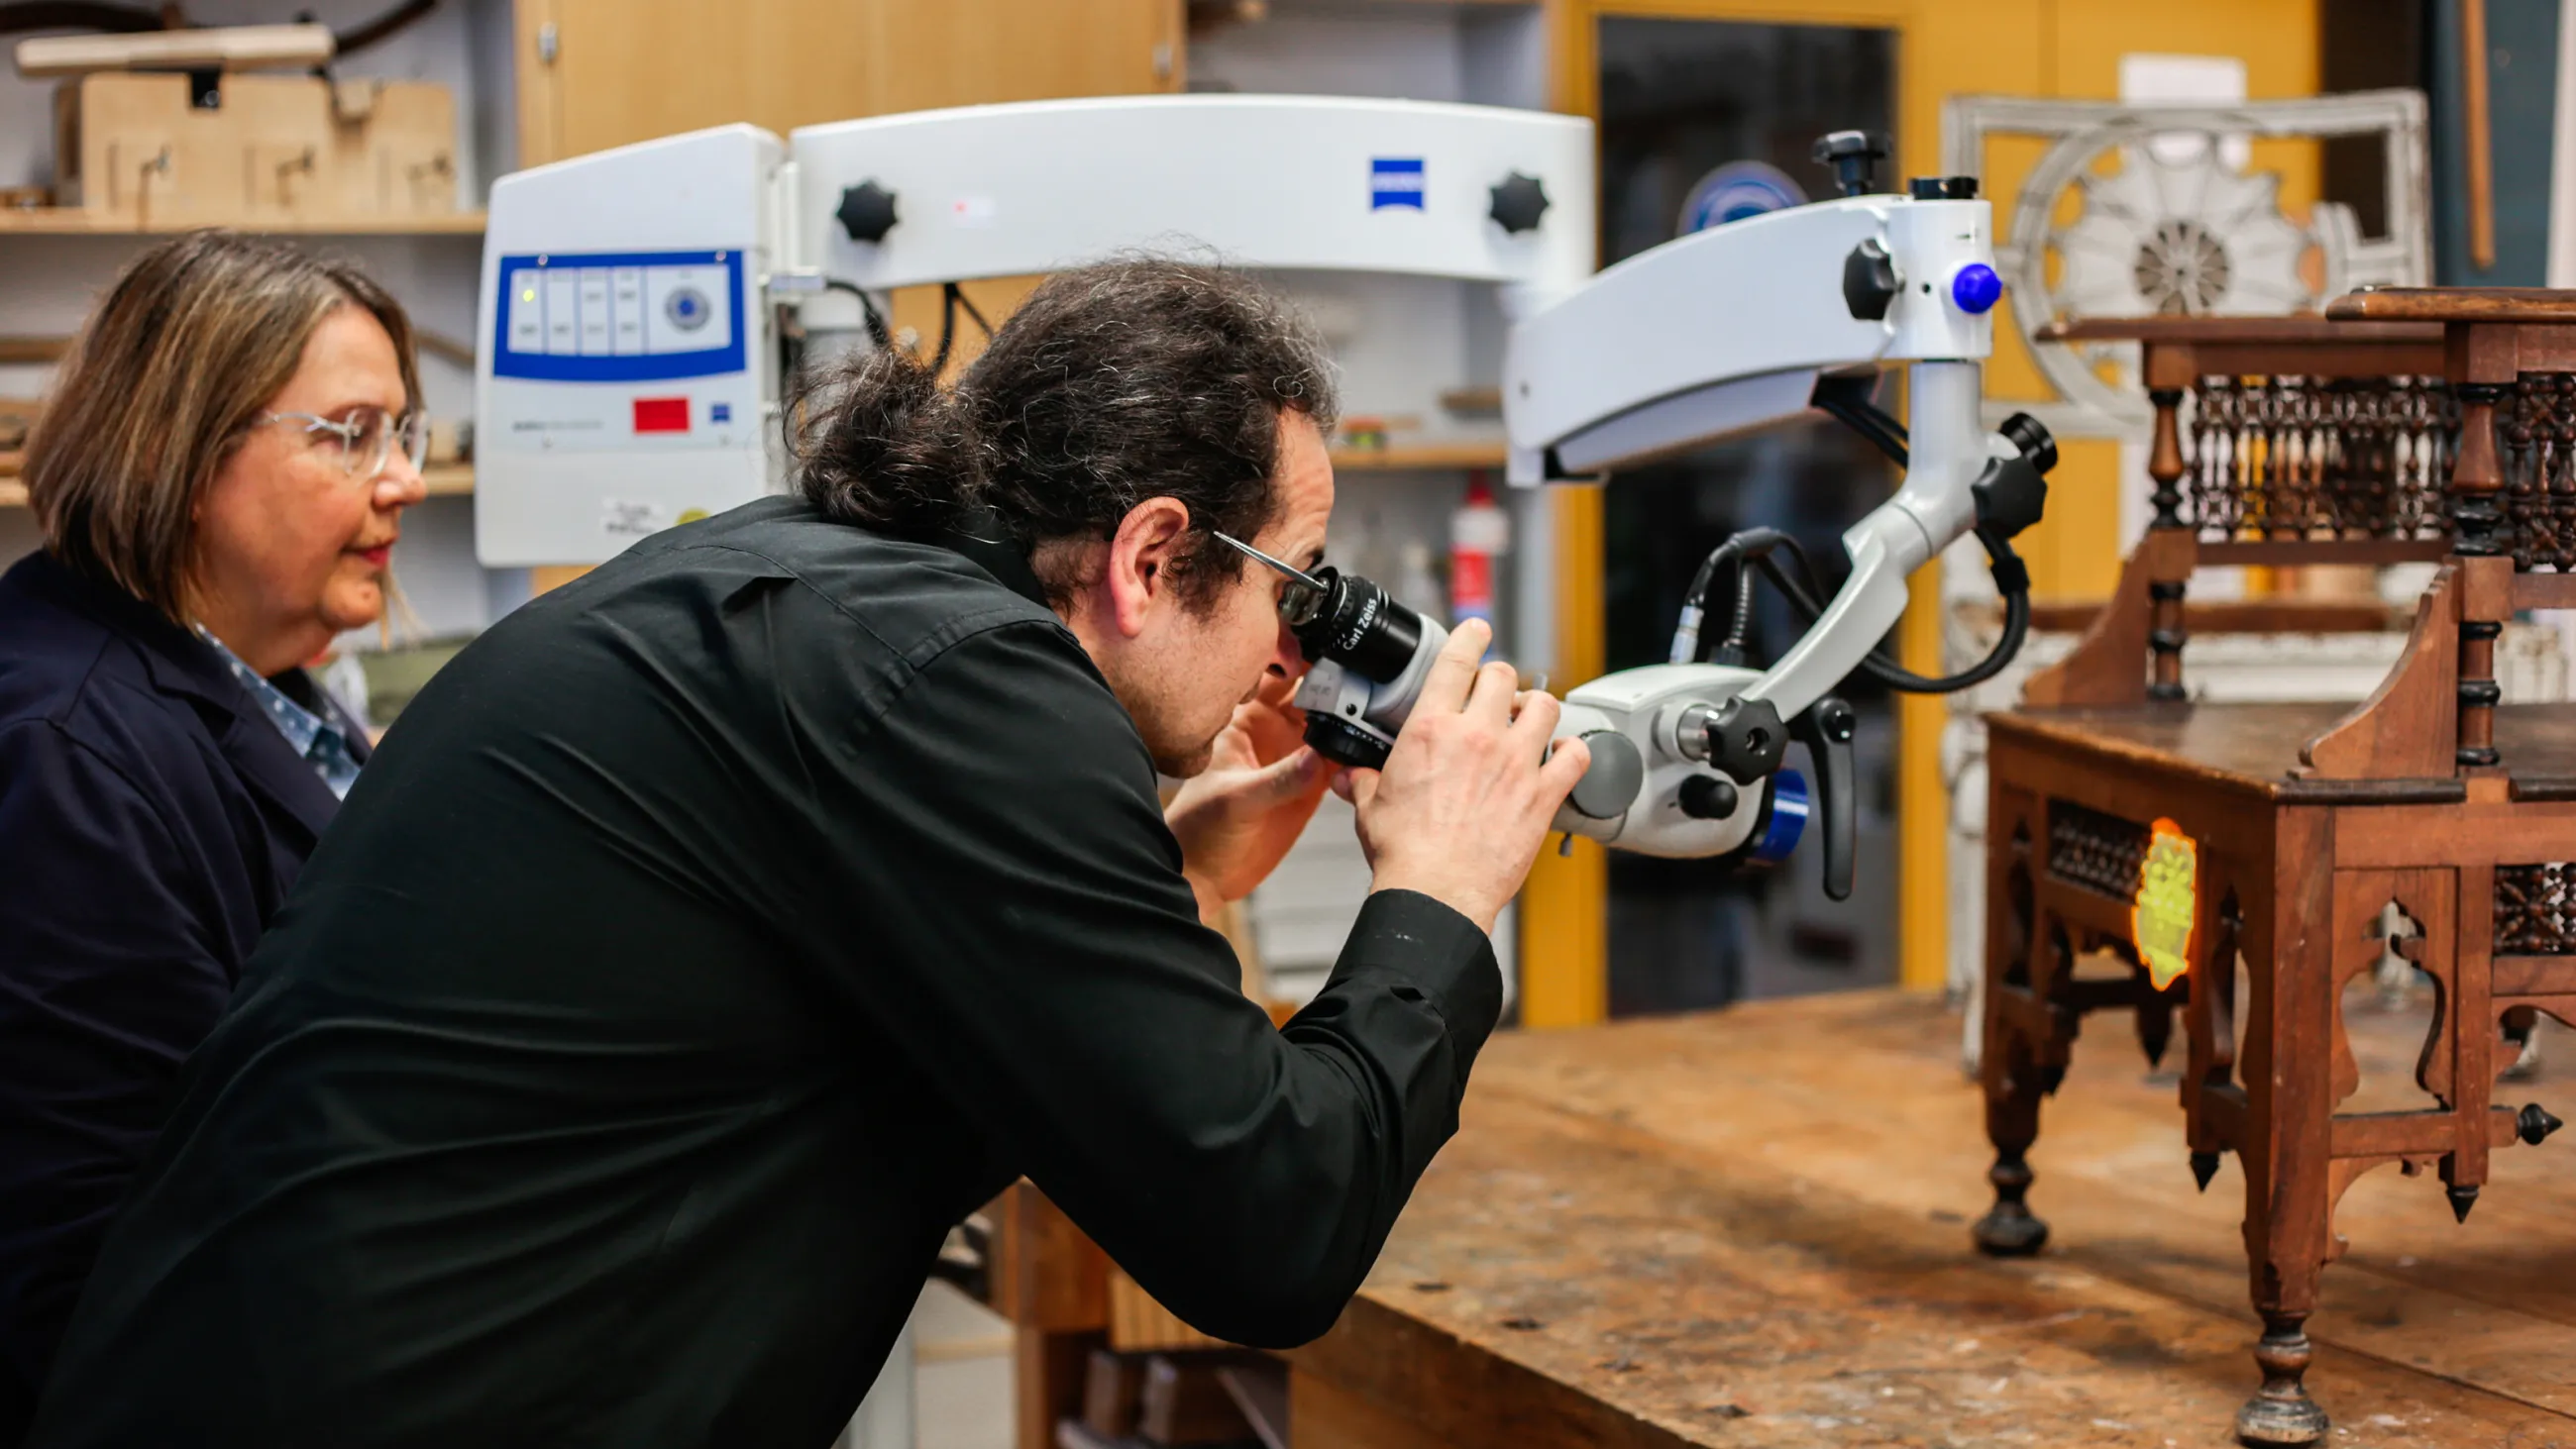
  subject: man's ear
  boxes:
[1104,496,1193,638]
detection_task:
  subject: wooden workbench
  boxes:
[1285,989,2574,1447]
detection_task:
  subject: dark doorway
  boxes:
[1595,15,1902,1016]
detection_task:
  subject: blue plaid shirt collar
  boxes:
[194,628,362,800]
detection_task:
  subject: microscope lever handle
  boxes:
[1792,696,1857,902]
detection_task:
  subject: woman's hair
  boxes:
[792,258,1339,610]
[24,229,421,620]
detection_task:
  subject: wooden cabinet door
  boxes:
[516,0,1183,166]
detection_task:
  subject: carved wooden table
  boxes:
[1287,992,2576,1448]
[1982,302,2576,1446]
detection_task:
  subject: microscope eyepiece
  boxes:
[1284,568,1426,683]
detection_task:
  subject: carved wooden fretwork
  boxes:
[2501,372,2576,571]
[2046,800,2149,901]
[2186,375,2454,542]
[2495,863,2576,955]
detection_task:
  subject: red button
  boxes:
[633,397,690,433]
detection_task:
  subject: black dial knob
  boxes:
[1677,775,1740,820]
[1842,239,1898,322]
[2001,411,2059,475]
[1811,130,1890,197]
[834,180,900,244]
[1489,171,1551,234]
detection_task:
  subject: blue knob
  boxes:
[1952,262,2002,315]
[1746,769,1809,868]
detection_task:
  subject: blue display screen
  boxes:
[490,249,747,383]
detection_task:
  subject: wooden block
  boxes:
[1136,1355,1254,1447]
[1287,1370,1451,1449]
[1081,1349,1141,1439]
[53,71,458,228]
[987,1180,1110,1332]
[1107,1267,1226,1353]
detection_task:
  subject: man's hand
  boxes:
[1344,619,1590,935]
[1166,673,1334,915]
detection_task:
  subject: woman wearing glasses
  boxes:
[0,230,425,1437]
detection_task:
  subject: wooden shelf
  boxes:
[0,210,485,237]
[1328,441,1507,471]
[1,464,476,509]
[421,464,475,496]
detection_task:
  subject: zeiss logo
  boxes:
[1370,156,1425,211]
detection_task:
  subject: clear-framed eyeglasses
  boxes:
[253,406,428,483]
[1213,530,1332,626]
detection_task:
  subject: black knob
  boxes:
[1811,130,1890,197]
[2520,1102,2563,1145]
[1942,175,1980,199]
[1842,239,1898,322]
[1703,696,1787,784]
[1677,775,1739,820]
[1489,171,1551,234]
[2000,411,2058,475]
[834,180,900,243]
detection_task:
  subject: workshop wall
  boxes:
[0,0,520,646]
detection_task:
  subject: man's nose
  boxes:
[1269,617,1305,676]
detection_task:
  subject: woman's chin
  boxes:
[318,579,385,636]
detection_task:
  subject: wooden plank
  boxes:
[2494,956,2576,998]
[2330,288,2576,324]
[2333,797,2576,868]
[1328,441,1508,472]
[2299,565,2459,779]
[2513,571,2576,611]
[0,208,486,236]
[2024,596,2397,637]
[2196,539,2453,566]
[2040,317,2443,346]
[1288,1370,1456,1449]
[15,24,334,78]
[420,465,474,498]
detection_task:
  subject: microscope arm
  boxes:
[1737,359,1989,725]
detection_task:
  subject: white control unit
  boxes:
[477,125,783,567]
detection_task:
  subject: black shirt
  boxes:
[28,498,1499,1449]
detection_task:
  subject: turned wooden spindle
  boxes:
[2146,386,2190,699]
[2451,377,2510,769]
[2451,379,2509,558]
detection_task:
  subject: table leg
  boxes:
[2231,811,2334,1448]
[1976,785,2059,1257]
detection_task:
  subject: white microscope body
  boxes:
[477,105,2047,891]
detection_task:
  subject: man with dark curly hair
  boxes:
[31,259,1589,1449]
